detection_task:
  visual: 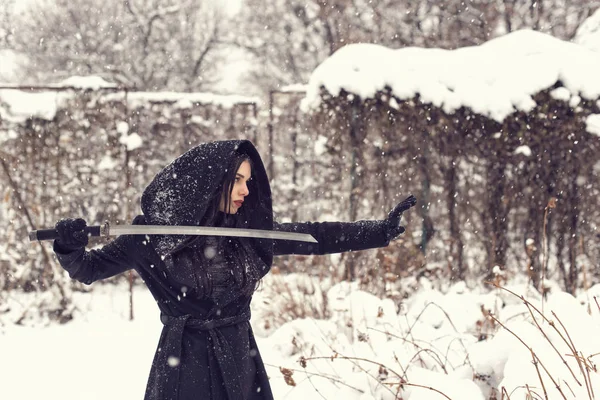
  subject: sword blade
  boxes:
[108,225,318,243]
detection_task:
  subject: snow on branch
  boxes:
[102,91,260,109]
[0,82,259,124]
[302,29,600,122]
[56,76,119,90]
[0,90,64,122]
[586,114,600,137]
[0,76,120,122]
[124,0,183,30]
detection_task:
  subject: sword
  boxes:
[28,222,317,243]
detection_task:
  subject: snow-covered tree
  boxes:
[232,0,600,94]
[300,30,600,291]
[6,0,229,91]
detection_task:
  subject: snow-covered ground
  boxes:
[2,273,600,400]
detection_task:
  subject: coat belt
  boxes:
[159,310,251,400]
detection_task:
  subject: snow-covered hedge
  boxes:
[257,274,600,400]
[0,82,259,320]
[300,29,600,291]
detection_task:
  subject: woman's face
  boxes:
[219,160,252,214]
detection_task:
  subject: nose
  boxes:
[239,182,249,196]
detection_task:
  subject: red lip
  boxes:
[234,201,243,207]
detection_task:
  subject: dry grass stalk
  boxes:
[366,326,455,375]
[301,353,456,399]
[486,312,567,399]
[552,312,594,399]
[542,197,557,301]
[486,281,600,400]
[530,351,549,399]
[259,273,328,331]
[403,301,475,371]
[266,363,364,393]
[303,353,401,398]
[523,304,581,386]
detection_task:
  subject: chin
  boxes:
[219,206,238,214]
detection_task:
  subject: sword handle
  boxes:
[28,225,102,242]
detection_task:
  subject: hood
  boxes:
[141,140,273,260]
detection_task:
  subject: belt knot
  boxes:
[157,309,251,400]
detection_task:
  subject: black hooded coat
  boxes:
[54,140,393,400]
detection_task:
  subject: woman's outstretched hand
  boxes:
[55,218,89,251]
[384,194,417,241]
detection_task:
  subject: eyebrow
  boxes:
[236,173,248,179]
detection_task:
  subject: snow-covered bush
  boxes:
[258,273,600,400]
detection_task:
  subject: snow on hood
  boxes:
[140,140,273,258]
[302,29,600,122]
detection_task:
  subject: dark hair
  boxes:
[198,153,255,226]
[173,152,262,298]
[221,153,254,218]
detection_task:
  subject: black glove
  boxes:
[384,195,417,241]
[55,218,89,251]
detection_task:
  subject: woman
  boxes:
[53,139,416,400]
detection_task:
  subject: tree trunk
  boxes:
[446,157,465,280]
[344,104,367,280]
[418,129,434,253]
[290,130,299,222]
[566,168,580,294]
[486,158,509,279]
[525,191,545,290]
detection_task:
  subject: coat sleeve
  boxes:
[53,235,135,285]
[53,215,146,285]
[272,219,391,256]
